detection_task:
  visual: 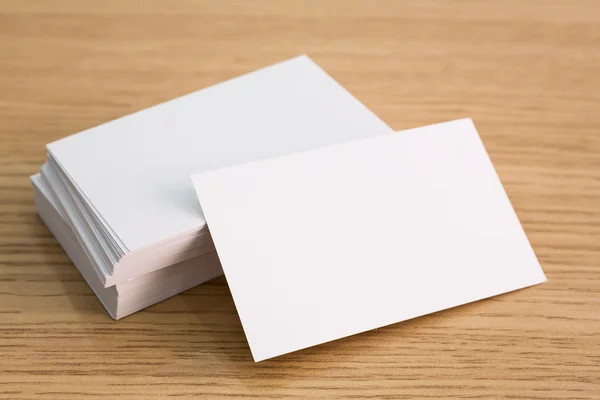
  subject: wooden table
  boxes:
[1,1,599,398]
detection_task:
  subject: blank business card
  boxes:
[192,119,547,362]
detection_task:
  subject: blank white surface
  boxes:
[47,55,392,252]
[192,119,547,362]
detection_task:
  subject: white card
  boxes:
[47,55,392,252]
[192,119,546,361]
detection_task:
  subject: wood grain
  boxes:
[1,1,599,398]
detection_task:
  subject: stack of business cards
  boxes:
[31,55,393,319]
[32,54,546,360]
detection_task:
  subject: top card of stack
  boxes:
[44,55,393,288]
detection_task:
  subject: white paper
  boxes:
[46,55,393,253]
[192,119,546,361]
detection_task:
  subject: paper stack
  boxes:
[32,174,223,318]
[32,55,546,361]
[32,55,393,319]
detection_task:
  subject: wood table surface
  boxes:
[1,1,599,398]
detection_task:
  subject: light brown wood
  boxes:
[1,1,599,398]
